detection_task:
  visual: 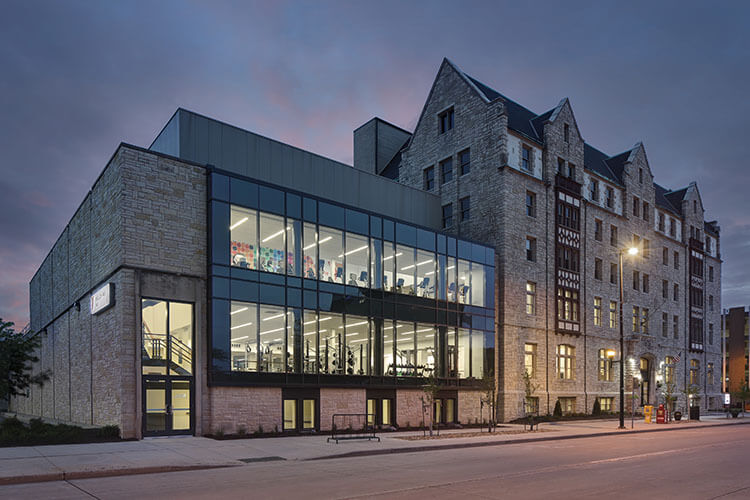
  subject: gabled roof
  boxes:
[464,74,544,143]
[583,143,621,185]
[655,183,680,215]
[664,187,688,214]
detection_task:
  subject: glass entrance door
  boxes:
[640,357,651,406]
[142,299,194,436]
[143,377,193,435]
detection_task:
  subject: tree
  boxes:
[480,370,497,432]
[421,372,441,437]
[0,320,50,401]
[592,398,601,416]
[661,380,678,422]
[522,370,540,429]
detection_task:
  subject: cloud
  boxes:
[1,0,749,326]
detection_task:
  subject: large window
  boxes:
[345,233,369,287]
[598,349,612,381]
[142,299,193,376]
[259,212,287,274]
[319,226,343,283]
[526,282,536,315]
[593,297,602,326]
[416,249,436,298]
[230,301,258,372]
[690,359,700,386]
[396,244,416,294]
[259,304,288,372]
[524,343,537,378]
[557,345,575,380]
[230,206,258,269]
[609,301,617,329]
[303,223,318,279]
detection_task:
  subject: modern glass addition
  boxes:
[212,171,495,385]
[228,205,490,306]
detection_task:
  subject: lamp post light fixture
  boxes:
[618,246,638,429]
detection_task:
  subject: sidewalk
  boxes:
[1,414,747,485]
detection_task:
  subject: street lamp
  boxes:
[618,246,638,429]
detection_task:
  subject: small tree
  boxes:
[731,385,750,417]
[553,400,563,417]
[592,398,601,416]
[422,372,440,437]
[662,380,678,422]
[522,370,539,428]
[0,320,50,402]
[480,370,497,432]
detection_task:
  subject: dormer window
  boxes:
[439,108,454,134]
[590,180,599,202]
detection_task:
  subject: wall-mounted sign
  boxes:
[90,283,115,315]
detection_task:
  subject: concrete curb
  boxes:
[309,420,750,461]
[0,463,237,486]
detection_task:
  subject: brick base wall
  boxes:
[319,388,366,431]
[207,386,281,434]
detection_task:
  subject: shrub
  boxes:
[592,399,601,416]
[237,425,247,436]
[553,400,563,417]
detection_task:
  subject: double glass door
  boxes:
[144,377,192,435]
[142,299,194,436]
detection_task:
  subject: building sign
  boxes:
[90,283,114,315]
[724,393,731,405]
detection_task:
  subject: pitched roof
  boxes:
[654,183,680,214]
[664,187,688,215]
[583,143,621,185]
[464,75,544,143]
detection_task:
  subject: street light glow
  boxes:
[606,349,616,359]
[627,247,638,256]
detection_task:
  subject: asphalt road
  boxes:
[2,425,748,499]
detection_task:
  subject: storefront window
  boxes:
[344,315,370,375]
[169,302,193,375]
[416,250,435,297]
[471,331,484,378]
[259,304,287,372]
[142,299,167,374]
[396,245,416,294]
[470,262,485,307]
[370,239,383,289]
[283,399,296,430]
[396,322,415,376]
[345,233,369,287]
[457,259,471,304]
[446,257,457,301]
[416,324,436,377]
[384,320,395,375]
[258,212,286,274]
[287,219,302,276]
[302,310,318,373]
[230,301,257,372]
[321,313,344,374]
[458,328,470,378]
[319,226,343,283]
[230,206,258,269]
[302,223,318,279]
[383,241,396,291]
[446,328,457,377]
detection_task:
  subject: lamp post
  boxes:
[618,246,638,429]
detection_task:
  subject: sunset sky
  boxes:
[1,0,749,328]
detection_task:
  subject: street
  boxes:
[2,424,748,499]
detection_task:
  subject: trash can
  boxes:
[689,406,700,421]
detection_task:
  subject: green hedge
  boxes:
[0,417,121,447]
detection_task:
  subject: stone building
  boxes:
[11,59,723,437]
[11,109,495,438]
[378,59,723,420]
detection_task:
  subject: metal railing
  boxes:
[327,413,380,443]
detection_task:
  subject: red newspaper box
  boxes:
[656,404,666,424]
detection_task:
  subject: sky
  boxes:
[1,0,749,328]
